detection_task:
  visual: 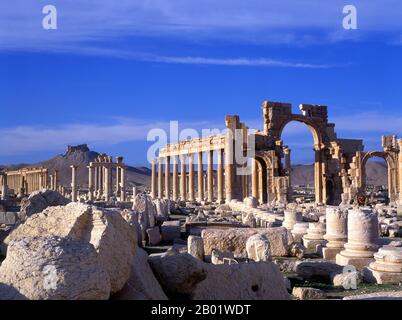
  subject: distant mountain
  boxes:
[0,145,151,189]
[291,161,388,187]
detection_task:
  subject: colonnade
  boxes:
[152,149,228,203]
[70,154,127,202]
[1,167,48,196]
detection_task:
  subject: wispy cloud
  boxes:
[149,56,333,68]
[1,0,402,55]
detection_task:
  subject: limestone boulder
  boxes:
[0,236,110,300]
[120,209,142,243]
[292,287,326,300]
[193,261,290,300]
[154,199,170,220]
[202,227,293,258]
[148,253,207,298]
[19,189,70,222]
[112,248,168,300]
[246,234,271,262]
[6,202,137,293]
[132,193,156,229]
[187,235,204,260]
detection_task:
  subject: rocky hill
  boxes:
[0,145,151,189]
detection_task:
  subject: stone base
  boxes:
[322,247,343,261]
[303,238,327,254]
[363,267,402,284]
[336,253,375,271]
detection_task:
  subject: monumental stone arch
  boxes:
[348,136,401,204]
[151,99,402,206]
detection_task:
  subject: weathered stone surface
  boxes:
[295,261,343,283]
[0,236,110,300]
[161,220,181,242]
[290,243,306,259]
[120,209,142,243]
[19,189,70,222]
[187,235,204,260]
[6,202,136,293]
[132,193,156,229]
[211,249,235,265]
[193,261,290,300]
[146,226,161,246]
[242,212,256,227]
[246,234,271,262]
[148,253,207,298]
[244,197,258,209]
[112,248,168,300]
[202,227,293,258]
[154,199,170,220]
[292,287,326,300]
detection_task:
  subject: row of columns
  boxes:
[70,158,126,203]
[152,149,225,203]
[2,169,48,196]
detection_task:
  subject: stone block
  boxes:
[161,221,181,242]
[146,226,161,246]
[322,247,343,260]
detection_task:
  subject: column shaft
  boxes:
[207,150,214,202]
[198,152,204,201]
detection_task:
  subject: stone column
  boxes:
[336,208,379,270]
[104,165,112,202]
[197,152,204,202]
[165,156,171,199]
[151,159,157,199]
[314,147,324,204]
[158,158,163,199]
[188,154,195,202]
[302,222,327,254]
[172,155,179,201]
[283,209,302,230]
[88,164,94,201]
[1,173,8,200]
[94,165,99,195]
[399,139,402,205]
[120,166,126,201]
[54,170,58,191]
[116,166,121,195]
[291,222,309,243]
[322,206,348,260]
[70,165,78,202]
[207,150,214,202]
[225,119,234,203]
[252,159,258,200]
[98,166,103,198]
[217,149,224,203]
[180,155,187,201]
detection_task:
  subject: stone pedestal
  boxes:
[283,210,302,230]
[322,206,348,260]
[363,246,402,284]
[303,222,327,253]
[291,222,309,243]
[336,208,379,270]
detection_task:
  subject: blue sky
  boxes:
[1,0,402,166]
